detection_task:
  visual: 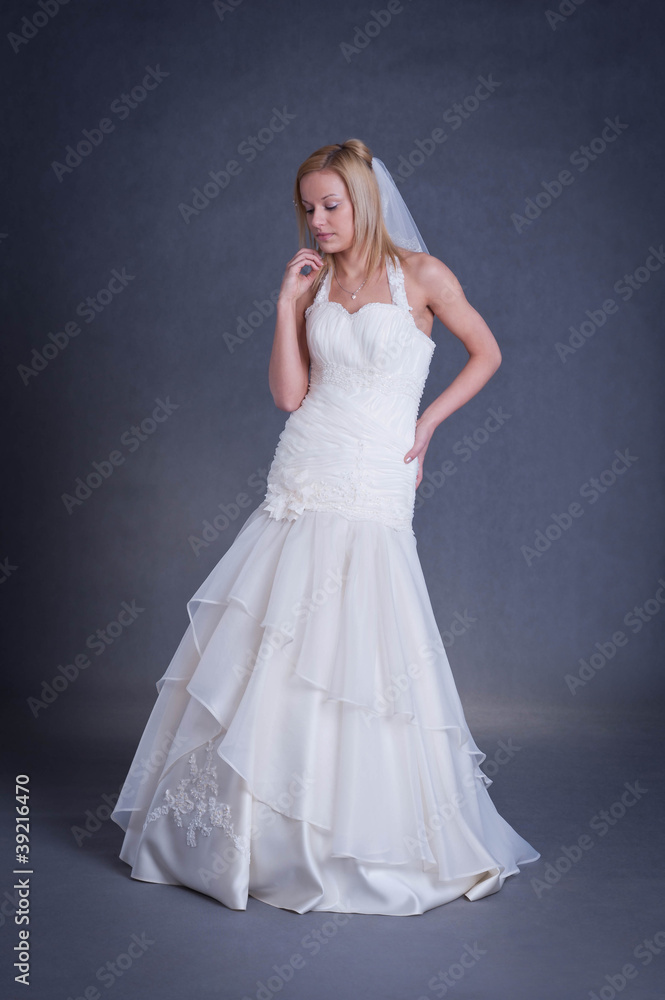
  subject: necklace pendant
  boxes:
[351,294,356,300]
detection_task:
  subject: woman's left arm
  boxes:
[404,254,502,488]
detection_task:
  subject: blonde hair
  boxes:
[293,138,407,298]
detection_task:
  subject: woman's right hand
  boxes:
[278,248,325,306]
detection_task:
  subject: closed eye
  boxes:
[305,205,338,213]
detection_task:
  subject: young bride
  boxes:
[111,138,539,915]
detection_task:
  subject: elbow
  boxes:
[470,338,501,377]
[272,392,305,412]
[271,375,309,412]
[483,341,501,375]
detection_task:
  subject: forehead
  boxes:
[300,169,347,202]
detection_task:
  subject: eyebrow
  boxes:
[300,194,341,204]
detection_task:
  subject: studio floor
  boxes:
[3,703,663,1000]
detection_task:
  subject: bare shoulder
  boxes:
[399,250,464,305]
[398,251,467,336]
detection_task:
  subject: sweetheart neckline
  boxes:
[314,300,436,350]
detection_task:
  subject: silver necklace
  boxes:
[334,270,368,300]
[333,255,381,300]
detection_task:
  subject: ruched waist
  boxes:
[263,389,419,533]
[309,359,427,404]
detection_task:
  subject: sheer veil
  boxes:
[371,156,429,254]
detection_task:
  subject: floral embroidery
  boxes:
[143,740,250,859]
[263,457,417,533]
[264,467,317,522]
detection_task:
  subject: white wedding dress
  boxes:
[111,255,540,915]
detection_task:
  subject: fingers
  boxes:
[406,448,425,488]
[282,249,324,294]
[293,257,324,280]
[290,248,324,269]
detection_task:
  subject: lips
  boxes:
[317,233,333,240]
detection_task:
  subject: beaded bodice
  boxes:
[262,255,436,533]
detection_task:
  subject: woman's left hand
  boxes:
[404,417,435,490]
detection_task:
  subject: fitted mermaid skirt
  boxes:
[110,256,540,914]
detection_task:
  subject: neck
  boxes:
[331,249,381,285]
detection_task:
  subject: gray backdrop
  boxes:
[2,1,664,998]
[5,0,663,735]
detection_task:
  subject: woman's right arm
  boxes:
[269,249,324,411]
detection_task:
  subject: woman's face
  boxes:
[299,169,355,252]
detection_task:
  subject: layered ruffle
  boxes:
[111,504,539,914]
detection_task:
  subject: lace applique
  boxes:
[263,446,416,533]
[309,359,425,403]
[307,257,434,349]
[387,257,437,350]
[308,258,407,316]
[143,740,250,859]
[386,256,412,313]
[305,266,332,318]
[264,478,414,532]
